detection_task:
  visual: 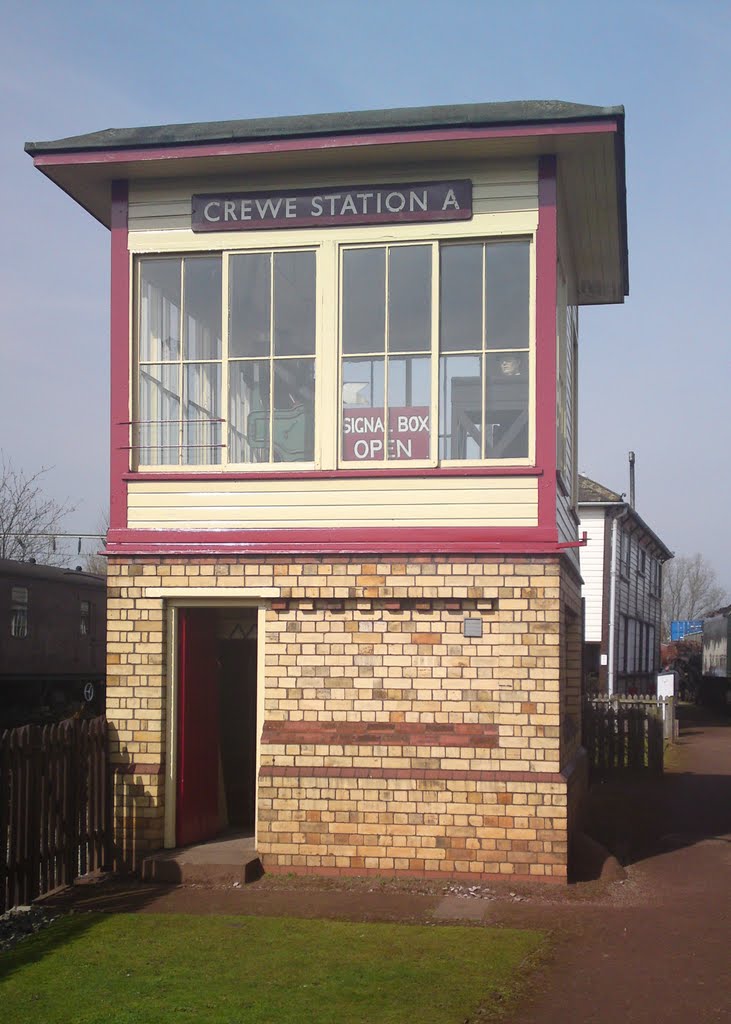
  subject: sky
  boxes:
[0,0,729,587]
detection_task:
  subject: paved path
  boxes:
[511,705,731,1024]
[42,706,731,1022]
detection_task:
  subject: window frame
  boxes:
[132,228,536,473]
[10,586,28,639]
[134,245,319,472]
[336,234,535,470]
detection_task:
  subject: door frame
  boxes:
[162,589,272,849]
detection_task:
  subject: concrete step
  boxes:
[141,833,262,886]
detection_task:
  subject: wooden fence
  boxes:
[0,716,111,914]
[583,694,676,781]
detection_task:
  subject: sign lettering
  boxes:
[192,181,472,232]
[342,407,430,461]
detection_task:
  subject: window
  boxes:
[638,548,646,576]
[136,251,315,468]
[134,237,531,469]
[10,586,28,638]
[556,269,578,494]
[620,531,630,577]
[138,256,222,465]
[647,625,656,672]
[228,250,315,463]
[618,613,627,673]
[340,238,531,464]
[80,600,91,636]
[341,244,432,463]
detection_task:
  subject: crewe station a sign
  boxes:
[342,407,430,461]
[192,180,472,231]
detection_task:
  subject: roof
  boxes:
[704,604,731,620]
[577,476,673,561]
[578,474,624,503]
[26,98,628,305]
[25,100,623,155]
[0,557,105,586]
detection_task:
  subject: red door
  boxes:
[176,608,220,847]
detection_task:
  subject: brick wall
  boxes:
[105,553,585,881]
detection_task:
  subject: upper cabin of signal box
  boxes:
[26,100,627,559]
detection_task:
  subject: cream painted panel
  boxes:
[128,160,538,233]
[578,508,606,643]
[127,476,538,530]
[129,212,539,253]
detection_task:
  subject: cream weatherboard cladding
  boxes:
[127,160,539,237]
[578,508,606,643]
[127,476,539,531]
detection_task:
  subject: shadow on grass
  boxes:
[0,913,103,985]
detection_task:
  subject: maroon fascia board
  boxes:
[29,119,618,167]
[104,525,565,558]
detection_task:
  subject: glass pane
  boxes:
[184,363,222,465]
[341,357,385,461]
[342,248,385,354]
[485,241,530,350]
[184,257,222,360]
[388,245,431,353]
[440,245,483,352]
[230,253,271,358]
[139,259,180,362]
[229,360,270,463]
[272,359,315,462]
[138,363,180,465]
[274,251,316,356]
[485,352,529,458]
[387,356,431,460]
[439,355,482,460]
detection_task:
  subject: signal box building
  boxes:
[27,101,628,883]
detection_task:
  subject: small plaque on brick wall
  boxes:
[463,618,483,638]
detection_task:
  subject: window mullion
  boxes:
[430,242,439,465]
[221,252,230,469]
[383,246,390,464]
[179,259,185,467]
[481,243,487,459]
[269,251,275,463]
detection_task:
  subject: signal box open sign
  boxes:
[342,407,430,460]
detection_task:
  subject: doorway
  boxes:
[175,606,258,848]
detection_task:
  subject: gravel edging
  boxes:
[0,905,66,954]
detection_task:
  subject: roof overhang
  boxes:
[26,100,628,304]
[578,501,673,561]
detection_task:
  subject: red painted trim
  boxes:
[33,120,618,169]
[109,181,130,533]
[124,466,542,484]
[262,720,499,749]
[105,525,561,557]
[260,765,564,783]
[263,864,565,884]
[535,156,558,540]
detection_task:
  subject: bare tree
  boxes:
[84,510,109,576]
[0,453,76,566]
[662,553,728,638]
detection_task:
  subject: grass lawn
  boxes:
[0,913,546,1024]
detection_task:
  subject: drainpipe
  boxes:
[607,507,630,696]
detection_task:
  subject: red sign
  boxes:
[342,407,430,461]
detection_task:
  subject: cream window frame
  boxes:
[132,227,536,474]
[337,240,439,469]
[336,235,535,470]
[134,245,320,472]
